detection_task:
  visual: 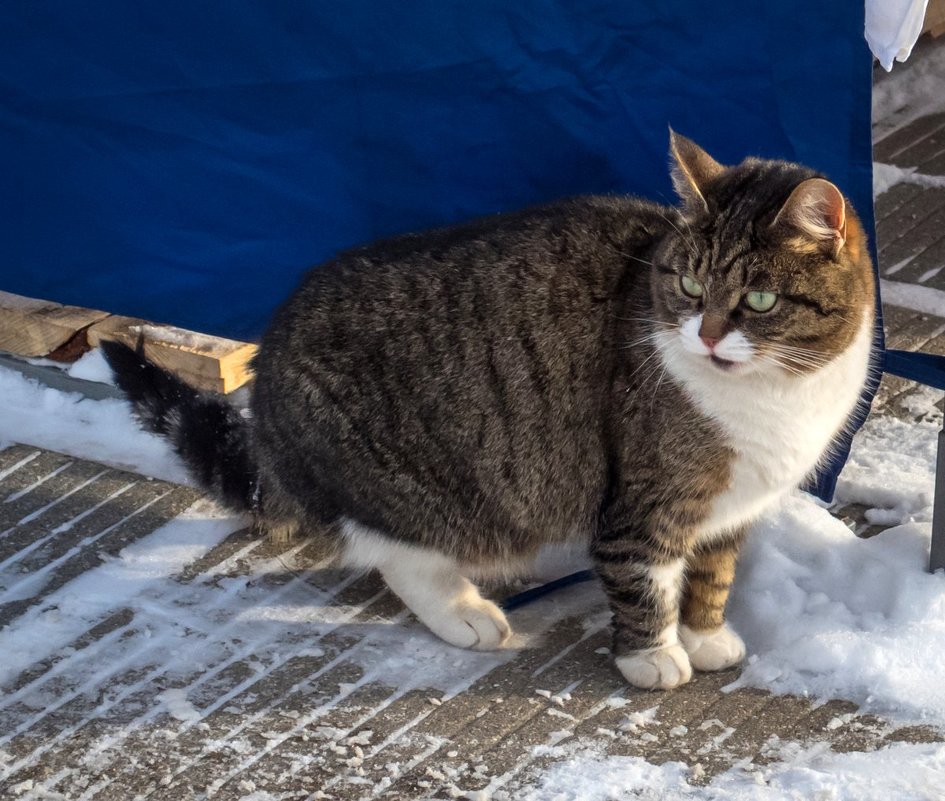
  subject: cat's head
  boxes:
[650,131,874,377]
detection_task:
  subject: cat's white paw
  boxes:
[423,595,512,651]
[615,644,692,690]
[679,623,746,672]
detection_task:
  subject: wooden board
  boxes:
[0,291,109,357]
[926,0,945,37]
[87,318,257,395]
[0,291,256,394]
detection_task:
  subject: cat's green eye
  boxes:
[679,274,704,299]
[745,291,778,313]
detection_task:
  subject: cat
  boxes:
[102,131,875,690]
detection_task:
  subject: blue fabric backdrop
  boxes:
[0,1,876,498]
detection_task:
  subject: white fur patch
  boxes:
[340,520,511,650]
[647,558,685,597]
[615,644,692,690]
[679,623,746,672]
[646,558,686,648]
[657,314,874,540]
[678,314,755,364]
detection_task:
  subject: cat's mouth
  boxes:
[710,355,739,371]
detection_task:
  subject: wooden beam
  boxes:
[0,291,109,357]
[87,318,257,395]
[0,291,256,394]
[925,0,945,37]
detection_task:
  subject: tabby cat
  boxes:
[103,132,875,690]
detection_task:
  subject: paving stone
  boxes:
[876,111,945,172]
[874,111,945,165]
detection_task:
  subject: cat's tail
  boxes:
[101,340,258,513]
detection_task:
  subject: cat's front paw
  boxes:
[615,644,692,690]
[679,623,746,672]
[425,596,512,651]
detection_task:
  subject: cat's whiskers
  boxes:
[619,330,672,350]
[638,357,669,395]
[764,349,830,368]
[763,343,832,372]
[767,341,830,358]
[612,314,679,326]
[757,352,808,377]
[656,208,698,256]
[625,348,666,386]
[649,353,674,408]
[624,254,658,269]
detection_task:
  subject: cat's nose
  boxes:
[700,335,720,350]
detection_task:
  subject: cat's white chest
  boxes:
[659,318,873,539]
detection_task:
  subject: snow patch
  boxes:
[66,348,115,384]
[516,740,945,800]
[0,363,191,484]
[879,278,945,318]
[727,408,945,724]
[158,688,202,723]
[0,499,242,686]
[874,162,945,198]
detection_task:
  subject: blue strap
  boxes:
[884,349,945,391]
[500,569,595,611]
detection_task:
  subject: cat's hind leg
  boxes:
[340,521,511,650]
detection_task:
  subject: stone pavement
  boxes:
[3,48,945,801]
[0,445,940,801]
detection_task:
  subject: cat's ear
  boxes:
[772,178,847,259]
[668,129,725,212]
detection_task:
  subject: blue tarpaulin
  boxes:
[0,1,879,498]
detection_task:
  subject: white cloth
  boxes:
[866,0,930,70]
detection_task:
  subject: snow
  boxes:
[873,162,945,198]
[517,740,945,800]
[0,361,191,485]
[65,348,114,384]
[1,353,945,719]
[726,407,945,724]
[0,498,242,687]
[879,278,945,317]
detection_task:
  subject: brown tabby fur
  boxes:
[104,133,875,673]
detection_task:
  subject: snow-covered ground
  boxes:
[519,739,945,800]
[0,358,941,722]
[1,342,945,798]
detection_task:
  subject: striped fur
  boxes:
[104,133,876,690]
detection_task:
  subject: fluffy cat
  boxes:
[103,132,875,690]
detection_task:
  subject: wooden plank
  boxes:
[0,291,256,394]
[86,316,257,394]
[0,291,109,357]
[926,0,945,36]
